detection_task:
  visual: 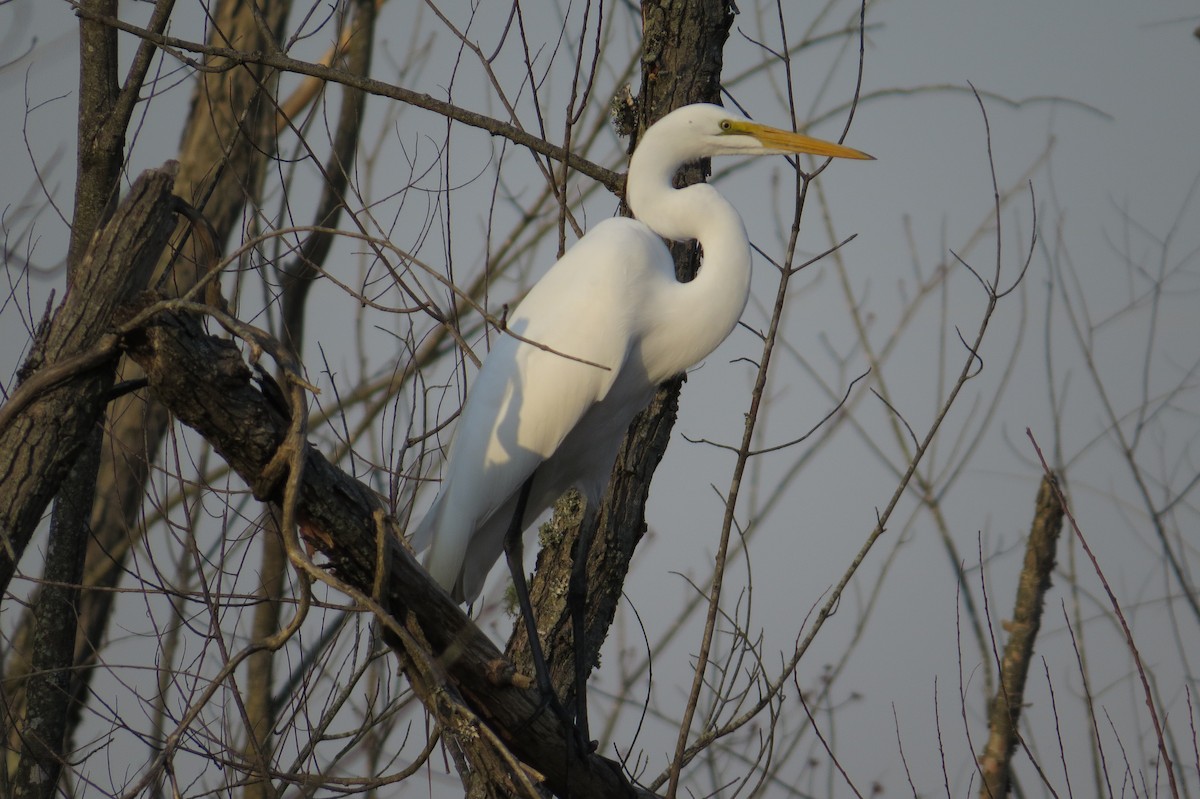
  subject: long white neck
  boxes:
[626,132,752,381]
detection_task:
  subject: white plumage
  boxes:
[412,103,870,603]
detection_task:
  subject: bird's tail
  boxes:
[407,496,440,554]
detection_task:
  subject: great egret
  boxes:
[412,102,870,741]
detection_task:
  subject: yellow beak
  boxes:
[736,120,874,161]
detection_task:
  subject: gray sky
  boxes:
[1,2,1198,796]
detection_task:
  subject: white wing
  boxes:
[417,218,672,601]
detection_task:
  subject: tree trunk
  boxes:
[0,0,294,778]
[0,165,178,599]
[1,164,181,795]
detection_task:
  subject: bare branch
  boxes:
[68,3,625,195]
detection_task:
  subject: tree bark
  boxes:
[1,1,180,781]
[10,0,294,767]
[0,164,180,789]
[9,431,100,799]
[68,0,122,270]
[75,0,292,648]
[0,166,180,598]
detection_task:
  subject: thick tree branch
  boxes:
[68,0,122,271]
[0,164,180,597]
[40,0,295,763]
[118,303,655,799]
[9,432,100,799]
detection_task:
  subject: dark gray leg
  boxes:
[503,475,596,755]
[503,473,555,700]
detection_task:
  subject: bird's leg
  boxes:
[502,475,570,728]
[567,505,599,752]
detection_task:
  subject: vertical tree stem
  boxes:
[977,474,1064,798]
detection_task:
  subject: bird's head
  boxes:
[640,103,873,163]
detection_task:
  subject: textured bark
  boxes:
[506,0,735,713]
[118,305,654,799]
[9,431,100,799]
[0,166,179,598]
[85,0,292,596]
[977,475,1065,798]
[0,165,179,787]
[0,0,292,754]
[1,3,180,783]
[68,0,122,271]
[636,0,734,134]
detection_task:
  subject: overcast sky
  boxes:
[1,2,1198,796]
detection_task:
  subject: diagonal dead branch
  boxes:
[118,300,655,799]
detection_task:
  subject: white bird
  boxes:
[413,102,870,745]
[413,103,870,607]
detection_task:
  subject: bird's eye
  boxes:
[719,120,732,131]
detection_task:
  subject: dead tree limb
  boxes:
[977,474,1065,798]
